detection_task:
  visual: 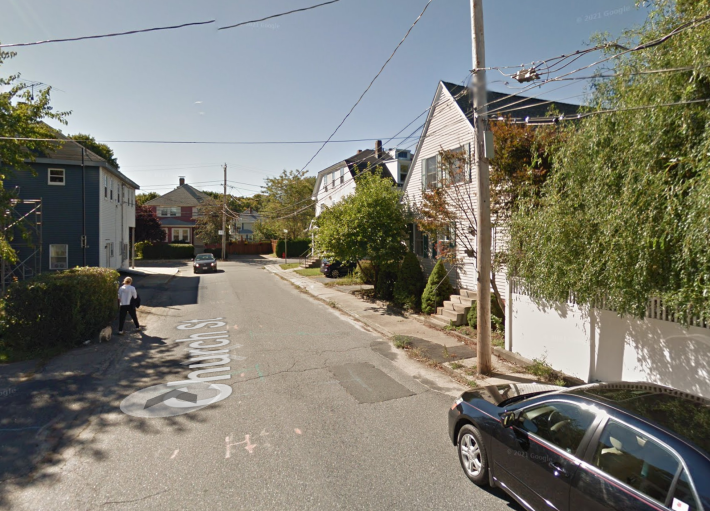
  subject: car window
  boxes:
[671,470,698,511]
[518,401,597,454]
[196,255,213,261]
[592,420,680,504]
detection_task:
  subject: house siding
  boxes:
[98,168,136,269]
[5,164,101,272]
[314,164,356,216]
[403,83,508,296]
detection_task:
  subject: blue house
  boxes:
[4,133,139,280]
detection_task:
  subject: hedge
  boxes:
[421,259,454,314]
[467,295,505,332]
[393,252,425,311]
[274,239,311,258]
[3,267,119,352]
[136,242,194,259]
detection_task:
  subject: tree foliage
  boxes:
[69,133,119,169]
[194,199,224,245]
[393,251,426,311]
[135,205,164,244]
[255,170,315,241]
[315,169,407,291]
[508,0,710,320]
[0,49,70,264]
[135,192,159,206]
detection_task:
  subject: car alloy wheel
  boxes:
[457,424,489,485]
[331,269,340,278]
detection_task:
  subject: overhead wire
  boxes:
[298,0,435,173]
[218,0,342,30]
[0,20,215,48]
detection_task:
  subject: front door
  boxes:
[493,400,598,511]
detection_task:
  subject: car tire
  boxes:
[457,424,489,486]
[331,269,340,278]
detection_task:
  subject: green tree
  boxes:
[393,252,426,310]
[257,170,316,241]
[69,133,119,169]
[315,169,407,294]
[135,192,159,206]
[508,0,710,321]
[0,49,69,265]
[421,259,454,314]
[194,199,224,245]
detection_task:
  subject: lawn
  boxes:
[280,263,300,270]
[295,268,321,277]
[323,274,365,287]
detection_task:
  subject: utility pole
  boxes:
[222,163,227,261]
[471,0,492,375]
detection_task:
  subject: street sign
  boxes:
[218,230,224,235]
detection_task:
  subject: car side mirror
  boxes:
[501,411,519,428]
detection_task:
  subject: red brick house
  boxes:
[144,178,210,249]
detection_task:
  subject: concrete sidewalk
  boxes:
[266,265,543,388]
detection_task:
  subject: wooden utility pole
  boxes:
[471,0,492,375]
[222,163,227,261]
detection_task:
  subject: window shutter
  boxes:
[421,161,426,191]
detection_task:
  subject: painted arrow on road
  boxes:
[143,389,199,409]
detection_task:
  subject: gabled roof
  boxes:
[144,184,211,207]
[312,149,396,198]
[240,210,261,223]
[28,127,140,189]
[402,81,581,192]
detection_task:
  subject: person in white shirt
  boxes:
[117,277,141,334]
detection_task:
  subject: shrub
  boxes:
[137,242,194,259]
[467,295,505,331]
[375,266,398,300]
[421,259,454,314]
[274,238,310,258]
[393,252,425,310]
[353,261,375,284]
[3,267,119,352]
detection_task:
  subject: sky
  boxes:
[1,0,650,197]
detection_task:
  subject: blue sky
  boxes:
[1,0,649,197]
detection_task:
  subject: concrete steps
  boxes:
[301,257,320,269]
[430,289,478,326]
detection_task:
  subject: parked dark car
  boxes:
[193,253,217,273]
[320,259,356,278]
[449,382,710,511]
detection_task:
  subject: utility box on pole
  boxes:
[471,0,493,375]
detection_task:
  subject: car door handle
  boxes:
[549,462,569,478]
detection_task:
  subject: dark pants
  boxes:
[119,305,140,331]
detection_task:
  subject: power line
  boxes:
[218,0,341,30]
[0,20,215,48]
[298,0,435,173]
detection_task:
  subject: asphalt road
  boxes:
[3,257,519,511]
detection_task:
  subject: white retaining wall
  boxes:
[507,292,710,398]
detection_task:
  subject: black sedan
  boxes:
[449,382,710,511]
[193,253,217,273]
[320,259,356,278]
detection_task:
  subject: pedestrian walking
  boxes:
[117,276,142,334]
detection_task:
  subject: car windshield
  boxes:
[195,255,214,261]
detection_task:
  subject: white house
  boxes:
[312,141,412,217]
[401,81,578,323]
[237,208,260,241]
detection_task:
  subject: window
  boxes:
[158,207,179,217]
[49,244,68,270]
[48,168,65,185]
[324,173,329,192]
[399,163,410,184]
[110,178,113,200]
[422,156,438,190]
[448,146,468,184]
[104,175,108,198]
[332,170,338,188]
[340,167,344,185]
[592,420,680,504]
[172,229,190,243]
[518,401,597,454]
[671,470,699,511]
[398,151,409,159]
[162,228,169,242]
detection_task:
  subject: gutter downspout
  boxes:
[82,147,86,266]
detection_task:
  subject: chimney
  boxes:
[249,207,252,214]
[375,140,383,158]
[179,176,185,186]
[357,149,362,154]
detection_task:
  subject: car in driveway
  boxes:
[320,259,356,278]
[193,253,217,273]
[449,382,710,511]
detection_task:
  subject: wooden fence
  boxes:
[204,242,272,255]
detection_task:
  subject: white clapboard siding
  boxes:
[404,82,508,296]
